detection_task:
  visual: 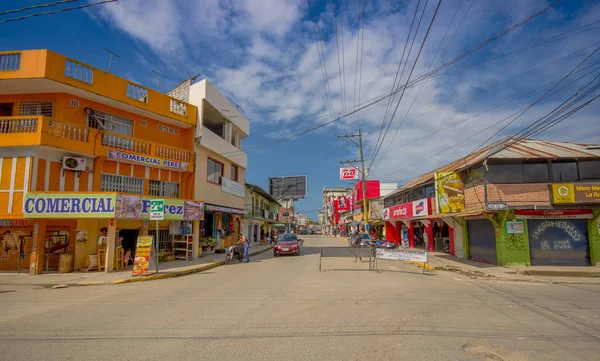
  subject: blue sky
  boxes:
[2,0,600,218]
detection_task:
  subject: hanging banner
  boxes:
[132,235,153,276]
[435,171,465,213]
[340,167,359,180]
[376,248,427,262]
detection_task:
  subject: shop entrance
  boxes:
[528,219,590,266]
[120,229,140,260]
[467,219,497,264]
[432,221,450,253]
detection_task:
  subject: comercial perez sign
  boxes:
[24,193,116,218]
[551,183,600,204]
[107,150,189,171]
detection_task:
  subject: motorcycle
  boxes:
[225,245,245,264]
[443,239,450,253]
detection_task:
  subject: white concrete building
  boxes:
[169,78,249,248]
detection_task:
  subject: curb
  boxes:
[407,261,436,271]
[43,245,275,288]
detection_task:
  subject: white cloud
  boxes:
[90,0,600,183]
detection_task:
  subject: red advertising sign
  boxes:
[332,200,339,225]
[353,180,381,203]
[337,196,349,211]
[340,167,359,180]
[515,209,593,219]
[384,203,413,220]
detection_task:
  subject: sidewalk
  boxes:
[0,244,274,287]
[421,252,600,284]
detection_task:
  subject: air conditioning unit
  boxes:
[62,157,87,172]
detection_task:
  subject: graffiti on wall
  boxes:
[531,220,584,250]
[505,233,526,252]
[0,230,26,260]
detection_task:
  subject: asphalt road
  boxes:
[1,235,599,361]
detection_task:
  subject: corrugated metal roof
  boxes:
[386,137,600,198]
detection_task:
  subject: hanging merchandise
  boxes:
[216,213,223,229]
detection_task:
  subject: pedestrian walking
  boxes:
[269,229,275,245]
[352,231,363,263]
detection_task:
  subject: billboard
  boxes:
[269,176,307,200]
[434,171,465,213]
[337,196,350,211]
[340,167,359,180]
[353,180,381,203]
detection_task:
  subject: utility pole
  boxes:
[338,129,369,229]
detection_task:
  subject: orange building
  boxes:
[0,49,202,274]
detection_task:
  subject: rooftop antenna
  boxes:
[226,96,246,114]
[186,71,201,85]
[103,48,120,74]
[152,69,165,92]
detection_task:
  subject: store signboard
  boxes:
[133,235,153,276]
[376,248,427,263]
[412,198,431,217]
[204,204,245,214]
[0,220,31,227]
[24,193,116,218]
[222,178,245,198]
[107,150,189,171]
[551,183,600,204]
[340,167,359,180]
[505,220,525,234]
[514,209,593,219]
[384,202,413,220]
[434,171,465,213]
[149,199,164,220]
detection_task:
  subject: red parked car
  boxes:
[273,233,301,256]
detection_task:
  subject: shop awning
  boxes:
[413,209,486,220]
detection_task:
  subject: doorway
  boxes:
[0,103,13,117]
[120,229,140,261]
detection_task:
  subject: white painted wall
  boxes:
[200,127,248,168]
[379,183,398,197]
[188,79,250,137]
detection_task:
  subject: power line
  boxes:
[223,0,565,157]
[377,50,600,181]
[0,0,117,24]
[370,44,600,160]
[0,0,79,16]
[371,0,423,162]
[383,0,470,155]
[469,44,600,156]
[368,0,444,171]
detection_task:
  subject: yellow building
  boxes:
[0,49,201,274]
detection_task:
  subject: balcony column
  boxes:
[224,122,232,143]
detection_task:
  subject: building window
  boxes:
[523,162,549,183]
[578,160,600,181]
[551,161,578,182]
[19,101,53,117]
[231,164,239,182]
[149,180,180,198]
[87,108,134,149]
[485,162,524,183]
[100,174,143,194]
[207,158,223,184]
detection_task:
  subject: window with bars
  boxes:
[100,174,144,194]
[87,108,134,148]
[149,180,180,198]
[19,101,53,117]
